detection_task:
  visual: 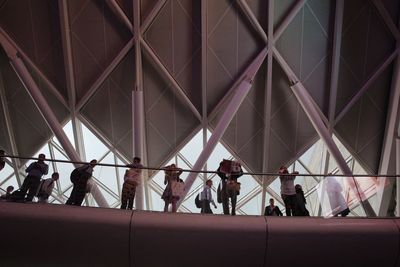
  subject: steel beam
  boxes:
[106,0,134,33]
[76,38,134,111]
[0,35,109,207]
[371,0,400,41]
[274,0,307,41]
[261,0,274,215]
[0,71,23,186]
[0,28,69,110]
[328,0,344,129]
[290,81,374,216]
[237,0,268,44]
[140,37,202,122]
[177,48,268,206]
[140,0,168,35]
[201,0,208,183]
[335,50,398,125]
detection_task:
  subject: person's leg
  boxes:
[205,200,213,214]
[74,181,87,206]
[18,175,31,199]
[282,195,291,216]
[127,187,135,210]
[120,186,128,209]
[230,190,237,216]
[164,200,169,212]
[66,184,77,205]
[221,186,230,215]
[201,199,206,213]
[26,177,40,202]
[171,198,177,212]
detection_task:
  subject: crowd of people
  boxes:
[0,151,350,217]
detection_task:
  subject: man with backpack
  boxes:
[19,154,49,202]
[66,160,97,206]
[197,179,217,214]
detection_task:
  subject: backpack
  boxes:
[195,193,202,209]
[70,168,81,183]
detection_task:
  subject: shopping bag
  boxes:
[226,180,241,192]
[171,181,185,198]
[220,159,241,174]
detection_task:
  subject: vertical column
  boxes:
[201,0,208,184]
[132,0,146,210]
[261,0,274,215]
[0,71,23,186]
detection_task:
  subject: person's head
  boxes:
[6,185,14,193]
[269,198,275,206]
[206,179,213,188]
[89,159,97,168]
[279,165,288,174]
[0,150,5,156]
[133,157,141,164]
[52,172,59,181]
[38,154,46,162]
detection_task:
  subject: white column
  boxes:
[132,90,145,210]
[132,0,146,210]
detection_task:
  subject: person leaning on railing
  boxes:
[162,164,183,213]
[120,157,142,210]
[279,165,298,216]
[217,161,243,216]
[19,154,49,202]
[66,159,97,206]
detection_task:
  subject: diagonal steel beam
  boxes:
[141,37,202,121]
[76,38,134,111]
[273,47,330,125]
[141,0,168,35]
[335,49,398,125]
[0,34,109,207]
[105,0,134,33]
[0,28,69,110]
[177,48,268,207]
[237,0,268,44]
[274,0,307,41]
[370,0,400,42]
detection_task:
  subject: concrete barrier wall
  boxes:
[0,202,399,267]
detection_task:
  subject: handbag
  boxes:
[226,180,241,192]
[171,180,185,198]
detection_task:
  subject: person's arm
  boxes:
[208,188,217,208]
[25,162,35,173]
[42,164,49,175]
[216,167,227,180]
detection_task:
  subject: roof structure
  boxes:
[0,0,399,216]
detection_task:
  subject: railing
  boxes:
[0,155,398,218]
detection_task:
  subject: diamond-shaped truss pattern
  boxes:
[0,0,399,216]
